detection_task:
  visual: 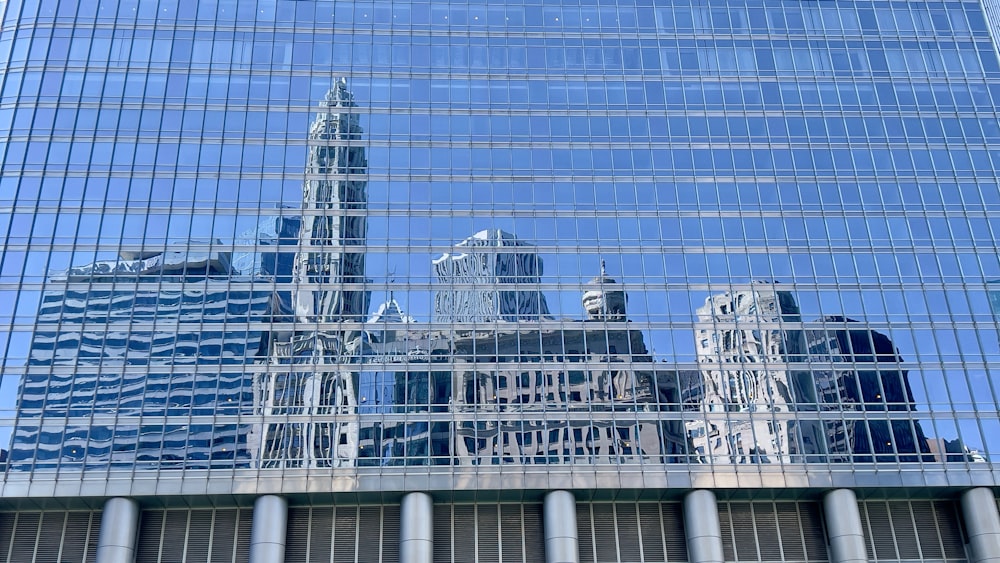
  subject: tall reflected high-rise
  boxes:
[692,283,824,463]
[253,80,369,469]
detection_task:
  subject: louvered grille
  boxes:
[63,511,95,563]
[433,504,453,563]
[716,501,828,563]
[0,513,13,562]
[577,502,688,563]
[663,502,689,562]
[333,507,357,563]
[453,505,476,561]
[11,513,39,562]
[211,509,239,563]
[593,503,619,562]
[308,507,334,563]
[800,503,827,562]
[160,510,189,562]
[617,504,642,562]
[730,503,759,561]
[500,505,523,563]
[638,503,665,562]
[358,507,382,563]
[891,503,920,559]
[0,510,100,563]
[860,500,968,563]
[754,504,782,561]
[477,505,501,563]
[718,503,737,562]
[912,502,943,560]
[286,507,311,563]
[933,501,966,560]
[186,510,213,562]
[775,503,805,561]
[579,504,596,563]
[381,505,400,563]
[523,504,545,562]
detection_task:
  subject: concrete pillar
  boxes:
[961,487,1000,563]
[543,490,579,563]
[683,490,724,563]
[250,495,288,563]
[400,492,434,563]
[96,497,140,563]
[823,489,867,563]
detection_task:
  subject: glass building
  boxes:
[1,0,1000,561]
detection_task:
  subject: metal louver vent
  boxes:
[501,504,524,563]
[382,505,401,563]
[932,501,967,560]
[593,503,619,562]
[638,503,666,562]
[861,500,968,563]
[136,507,249,563]
[478,505,501,563]
[730,503,759,561]
[286,507,311,563]
[453,505,476,561]
[0,510,100,563]
[775,503,805,561]
[433,504,453,563]
[578,502,688,563]
[719,501,829,563]
[333,507,358,563]
[0,514,12,563]
[523,504,545,562]
[35,512,64,561]
[663,502,689,562]
[616,504,642,562]
[891,502,920,559]
[578,504,596,563]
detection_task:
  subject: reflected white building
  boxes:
[253,80,369,468]
[433,229,551,323]
[692,282,823,463]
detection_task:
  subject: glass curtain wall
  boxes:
[0,0,999,477]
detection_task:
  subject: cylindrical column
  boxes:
[684,490,724,563]
[823,489,867,563]
[400,492,434,563]
[250,495,288,563]
[96,497,140,563]
[544,490,579,563]
[962,487,1000,563]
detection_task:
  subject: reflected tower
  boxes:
[692,282,824,464]
[254,80,370,468]
[807,317,931,463]
[433,229,551,323]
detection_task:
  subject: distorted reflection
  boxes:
[6,81,987,472]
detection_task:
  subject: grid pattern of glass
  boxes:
[1,0,1000,490]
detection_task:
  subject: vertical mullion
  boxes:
[658,504,669,563]
[181,509,191,563]
[206,509,216,563]
[56,511,69,563]
[634,503,645,563]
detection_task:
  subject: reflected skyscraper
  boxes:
[692,283,824,463]
[11,248,271,470]
[254,80,370,468]
[433,229,551,323]
[807,317,931,463]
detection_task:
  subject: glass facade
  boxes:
[2,0,1000,492]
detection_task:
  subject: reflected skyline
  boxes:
[4,80,992,470]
